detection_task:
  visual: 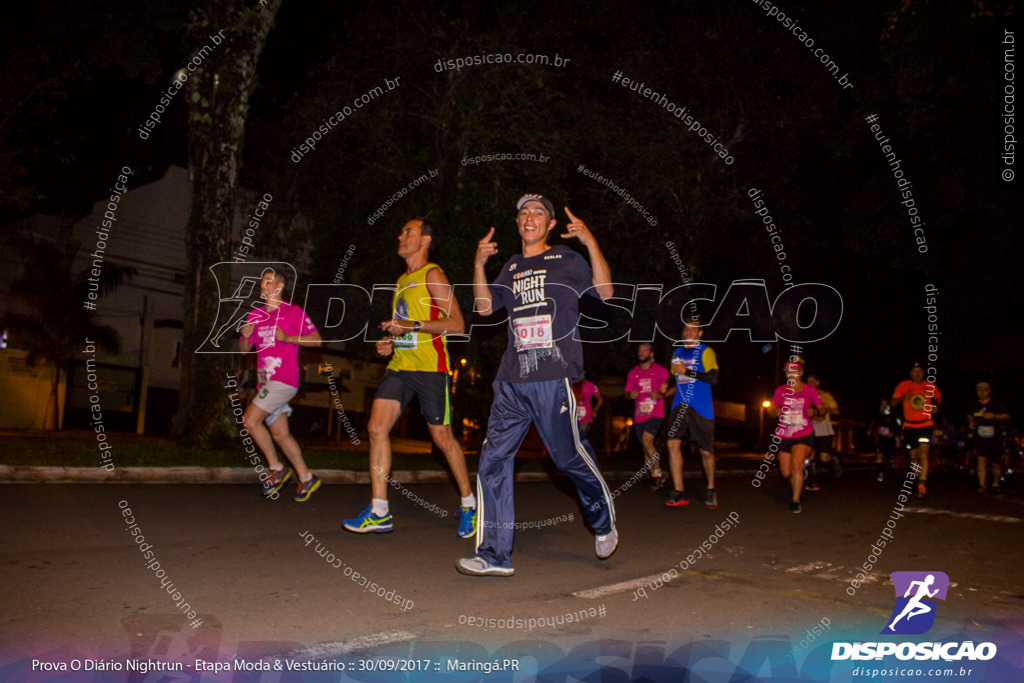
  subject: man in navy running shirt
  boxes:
[456,194,617,576]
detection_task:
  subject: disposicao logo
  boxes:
[882,571,948,635]
[831,571,997,663]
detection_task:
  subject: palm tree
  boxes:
[0,232,135,429]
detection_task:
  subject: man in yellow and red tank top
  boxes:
[388,260,453,373]
[343,218,477,537]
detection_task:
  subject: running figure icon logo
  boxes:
[881,571,949,635]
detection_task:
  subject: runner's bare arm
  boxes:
[424,267,465,334]
[238,323,254,352]
[564,207,613,300]
[380,269,464,336]
[275,326,322,346]
[375,338,394,357]
[473,227,498,316]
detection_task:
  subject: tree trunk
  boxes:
[175,0,283,447]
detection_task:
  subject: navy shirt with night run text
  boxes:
[489,244,598,383]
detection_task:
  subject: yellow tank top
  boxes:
[387,263,451,373]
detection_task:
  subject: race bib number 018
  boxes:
[513,314,553,351]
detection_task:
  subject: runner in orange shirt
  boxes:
[891,363,942,497]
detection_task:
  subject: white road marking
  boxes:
[785,561,835,574]
[284,631,417,660]
[906,507,1020,523]
[783,562,882,584]
[573,574,671,599]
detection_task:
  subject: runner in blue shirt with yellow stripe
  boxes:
[665,320,720,509]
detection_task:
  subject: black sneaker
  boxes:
[832,458,843,478]
[665,490,690,508]
[789,501,802,514]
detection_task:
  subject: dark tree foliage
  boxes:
[4,0,1018,429]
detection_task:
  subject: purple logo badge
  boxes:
[882,571,949,635]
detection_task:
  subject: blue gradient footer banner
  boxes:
[2,620,1021,683]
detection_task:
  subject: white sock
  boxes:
[372,498,389,517]
[461,494,477,509]
[270,464,283,471]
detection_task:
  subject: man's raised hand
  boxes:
[562,207,595,247]
[475,227,498,267]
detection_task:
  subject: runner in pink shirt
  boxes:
[625,343,671,488]
[573,377,603,435]
[769,360,823,513]
[239,268,322,502]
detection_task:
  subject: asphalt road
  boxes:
[2,466,1022,679]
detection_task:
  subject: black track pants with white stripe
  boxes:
[475,378,615,567]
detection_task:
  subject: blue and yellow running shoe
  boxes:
[457,506,477,538]
[342,506,393,533]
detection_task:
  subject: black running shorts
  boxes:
[375,369,452,426]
